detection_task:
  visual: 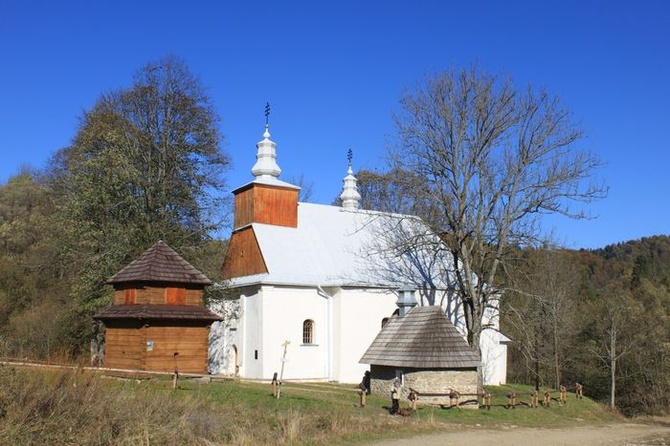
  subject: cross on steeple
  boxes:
[265,102,271,125]
[340,148,361,210]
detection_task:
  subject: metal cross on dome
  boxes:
[265,102,271,125]
[347,148,353,166]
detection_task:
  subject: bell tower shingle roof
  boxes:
[107,241,213,286]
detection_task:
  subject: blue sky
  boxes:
[1,0,668,249]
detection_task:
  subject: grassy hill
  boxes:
[0,366,620,445]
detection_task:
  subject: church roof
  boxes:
[93,304,223,322]
[107,241,213,286]
[227,202,452,289]
[359,306,480,369]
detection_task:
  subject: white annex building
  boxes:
[209,124,508,385]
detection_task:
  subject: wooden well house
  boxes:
[360,288,480,406]
[94,241,222,373]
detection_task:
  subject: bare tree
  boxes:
[286,174,315,202]
[505,247,580,390]
[389,65,606,363]
[587,285,638,410]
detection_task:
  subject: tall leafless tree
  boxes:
[504,247,580,390]
[388,65,606,363]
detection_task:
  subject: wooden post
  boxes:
[530,389,539,408]
[277,340,289,399]
[482,390,492,410]
[359,389,366,407]
[172,369,179,390]
[449,389,460,408]
[543,390,551,407]
[271,372,278,398]
[559,385,567,405]
[507,391,516,409]
[408,389,418,410]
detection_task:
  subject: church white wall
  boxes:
[479,296,507,385]
[480,328,508,385]
[333,288,397,383]
[208,299,241,375]
[210,284,507,385]
[241,289,265,379]
[260,286,329,380]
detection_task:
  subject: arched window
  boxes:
[302,319,314,344]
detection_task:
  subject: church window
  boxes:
[302,319,314,344]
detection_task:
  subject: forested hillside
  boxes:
[503,236,670,415]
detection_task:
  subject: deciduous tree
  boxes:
[48,55,230,356]
[388,65,606,363]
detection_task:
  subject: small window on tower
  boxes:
[124,288,137,304]
[166,287,185,305]
[302,319,314,344]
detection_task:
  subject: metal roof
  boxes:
[227,202,455,289]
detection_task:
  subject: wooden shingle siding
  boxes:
[95,241,217,374]
[144,325,209,373]
[166,287,186,305]
[107,241,212,285]
[221,227,268,279]
[233,184,298,229]
[94,305,222,321]
[103,325,143,370]
[113,286,204,306]
[113,289,125,305]
[360,306,479,369]
[102,325,210,373]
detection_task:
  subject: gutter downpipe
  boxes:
[316,285,333,381]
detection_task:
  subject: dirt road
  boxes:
[372,423,670,445]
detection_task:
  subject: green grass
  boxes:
[0,366,621,445]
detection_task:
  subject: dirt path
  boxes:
[371,422,670,445]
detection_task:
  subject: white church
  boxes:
[209,123,508,386]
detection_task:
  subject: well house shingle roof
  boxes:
[93,304,223,322]
[107,241,213,286]
[360,306,480,369]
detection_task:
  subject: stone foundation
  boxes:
[370,365,478,406]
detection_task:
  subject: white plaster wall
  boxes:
[435,295,507,386]
[334,288,397,383]
[481,296,506,385]
[208,299,240,375]
[212,283,507,385]
[261,286,329,380]
[479,328,507,385]
[241,289,264,379]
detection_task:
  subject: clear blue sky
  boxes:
[1,0,668,249]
